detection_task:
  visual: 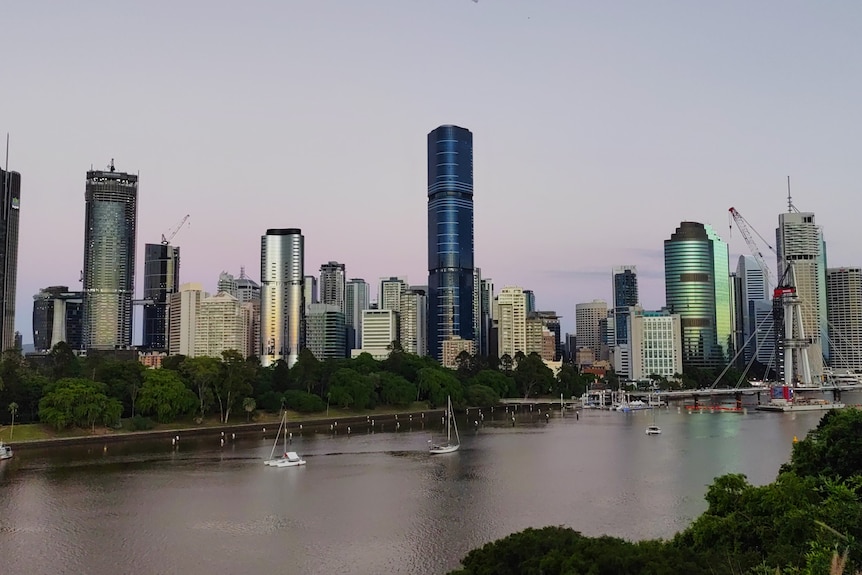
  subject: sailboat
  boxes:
[429,396,460,454]
[645,408,661,435]
[264,412,306,467]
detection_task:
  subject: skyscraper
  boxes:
[612,266,638,344]
[345,278,369,350]
[825,267,862,372]
[319,262,346,312]
[82,162,138,349]
[260,228,304,367]
[379,276,408,312]
[575,300,607,363]
[142,243,180,350]
[735,255,771,364]
[664,221,732,369]
[0,166,21,351]
[32,286,84,352]
[427,125,475,360]
[776,210,828,376]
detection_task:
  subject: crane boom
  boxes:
[161,214,190,245]
[728,207,775,290]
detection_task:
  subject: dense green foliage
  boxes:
[450,408,862,575]
[0,343,597,431]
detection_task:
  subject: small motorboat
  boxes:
[0,442,13,460]
[645,425,662,436]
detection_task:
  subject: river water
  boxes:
[0,397,855,575]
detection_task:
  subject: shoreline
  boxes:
[6,408,449,451]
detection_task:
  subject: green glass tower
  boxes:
[664,221,732,369]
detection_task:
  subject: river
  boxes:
[0,397,855,575]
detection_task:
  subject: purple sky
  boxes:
[5,1,861,343]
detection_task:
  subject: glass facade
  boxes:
[142,243,180,350]
[82,167,138,350]
[612,266,638,345]
[0,168,21,351]
[664,222,731,369]
[427,125,474,360]
[260,228,304,367]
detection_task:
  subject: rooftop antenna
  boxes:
[109,158,115,173]
[786,176,792,212]
[5,133,9,172]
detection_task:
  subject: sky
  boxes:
[4,1,862,343]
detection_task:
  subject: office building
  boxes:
[496,286,527,359]
[479,278,494,356]
[345,278,369,350]
[442,336,475,368]
[612,266,639,344]
[628,306,683,381]
[142,243,180,351]
[575,300,607,363]
[195,291,252,359]
[168,283,206,356]
[82,162,138,349]
[826,267,862,372]
[352,308,397,360]
[217,271,238,296]
[379,276,408,313]
[735,255,771,364]
[427,125,475,360]
[306,303,346,360]
[664,222,732,369]
[319,262,346,313]
[0,166,21,351]
[303,275,318,314]
[260,228,304,367]
[400,288,427,356]
[524,290,535,315]
[776,210,828,377]
[32,286,84,352]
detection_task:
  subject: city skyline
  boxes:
[4,2,861,342]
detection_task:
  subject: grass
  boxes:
[0,402,437,443]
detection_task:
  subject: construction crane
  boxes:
[161,214,190,245]
[728,207,776,290]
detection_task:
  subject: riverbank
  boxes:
[3,405,448,451]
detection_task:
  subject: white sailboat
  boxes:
[645,408,661,435]
[264,412,306,467]
[429,396,460,454]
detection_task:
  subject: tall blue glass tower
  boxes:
[427,125,474,360]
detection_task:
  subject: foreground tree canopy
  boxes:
[450,408,862,575]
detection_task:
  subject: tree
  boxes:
[48,341,81,379]
[513,353,554,399]
[376,372,416,407]
[242,397,256,421]
[38,378,122,432]
[781,408,862,481]
[291,348,321,394]
[137,369,197,423]
[214,350,254,423]
[182,356,220,420]
[417,367,462,408]
[8,401,17,438]
[469,370,514,399]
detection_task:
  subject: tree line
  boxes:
[449,408,862,575]
[0,342,600,432]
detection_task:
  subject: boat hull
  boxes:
[755,402,845,412]
[274,459,306,467]
[429,444,459,454]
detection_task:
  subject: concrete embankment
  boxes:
[9,408,447,451]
